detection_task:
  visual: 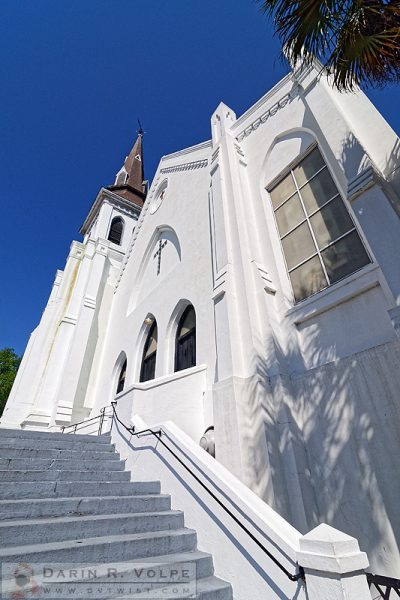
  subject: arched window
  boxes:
[269,145,370,302]
[116,358,127,394]
[108,217,124,245]
[140,321,158,382]
[175,305,196,372]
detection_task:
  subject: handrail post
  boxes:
[98,408,105,436]
[297,524,370,600]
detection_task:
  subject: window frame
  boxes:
[267,143,371,304]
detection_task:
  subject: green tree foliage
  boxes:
[0,348,21,416]
[259,0,400,90]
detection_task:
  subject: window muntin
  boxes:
[270,146,370,303]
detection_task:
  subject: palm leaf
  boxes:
[259,0,400,90]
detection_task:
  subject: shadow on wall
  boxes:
[247,314,400,575]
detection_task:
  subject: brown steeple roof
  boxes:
[107,132,147,207]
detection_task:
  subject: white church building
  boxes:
[3,63,400,581]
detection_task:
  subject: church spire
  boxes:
[107,128,147,207]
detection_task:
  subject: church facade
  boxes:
[3,64,400,576]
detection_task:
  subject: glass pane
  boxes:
[300,169,339,215]
[321,231,370,284]
[270,173,296,209]
[293,147,325,187]
[310,197,354,250]
[145,326,158,358]
[282,222,316,271]
[179,307,196,337]
[290,255,328,302]
[275,193,305,237]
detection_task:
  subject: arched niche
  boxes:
[127,226,182,315]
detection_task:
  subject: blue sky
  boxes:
[1,0,399,356]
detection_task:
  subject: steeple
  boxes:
[107,130,147,207]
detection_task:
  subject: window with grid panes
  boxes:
[269,146,370,302]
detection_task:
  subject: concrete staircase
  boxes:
[0,428,232,599]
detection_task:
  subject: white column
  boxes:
[53,239,111,425]
[297,524,371,600]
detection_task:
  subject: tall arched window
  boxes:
[108,217,124,245]
[269,145,370,302]
[175,305,196,372]
[140,321,158,382]
[116,358,127,394]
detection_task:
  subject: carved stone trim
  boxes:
[347,165,377,201]
[83,296,96,310]
[252,261,276,295]
[60,315,77,326]
[236,88,299,142]
[160,159,208,174]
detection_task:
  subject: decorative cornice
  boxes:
[235,87,300,142]
[80,188,141,235]
[160,159,208,174]
[161,140,212,161]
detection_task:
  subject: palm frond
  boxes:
[259,0,400,90]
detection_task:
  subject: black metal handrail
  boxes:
[60,400,400,595]
[60,406,113,436]
[110,401,304,583]
[367,573,400,599]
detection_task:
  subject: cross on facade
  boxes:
[153,239,167,275]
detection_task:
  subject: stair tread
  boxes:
[1,510,183,527]
[0,550,213,580]
[0,528,196,557]
[0,428,112,443]
[0,493,169,505]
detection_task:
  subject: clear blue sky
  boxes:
[1,0,399,356]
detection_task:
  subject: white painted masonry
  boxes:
[3,63,400,588]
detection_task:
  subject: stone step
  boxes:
[0,437,115,453]
[0,428,111,444]
[0,528,197,563]
[194,576,233,600]
[1,511,185,547]
[35,573,231,600]
[0,480,161,499]
[1,446,121,460]
[1,550,216,590]
[0,494,171,520]
[0,469,131,482]
[0,457,125,471]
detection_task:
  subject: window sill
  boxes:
[117,364,207,396]
[285,263,381,325]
